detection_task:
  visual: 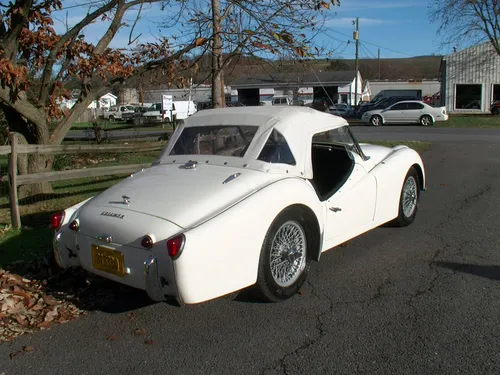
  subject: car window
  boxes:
[169,125,258,157]
[406,102,424,110]
[257,129,296,165]
[312,126,355,148]
[389,103,408,110]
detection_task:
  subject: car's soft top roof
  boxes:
[159,106,349,179]
[183,105,347,133]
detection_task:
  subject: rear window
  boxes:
[169,125,258,157]
[257,129,296,165]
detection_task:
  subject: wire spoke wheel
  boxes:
[402,176,418,218]
[269,221,307,288]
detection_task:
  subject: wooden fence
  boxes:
[1,133,168,229]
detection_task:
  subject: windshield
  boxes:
[312,126,355,150]
[169,125,259,157]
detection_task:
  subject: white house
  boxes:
[57,92,117,110]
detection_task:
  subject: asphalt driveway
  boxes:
[1,132,500,374]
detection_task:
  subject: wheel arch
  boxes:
[420,113,435,124]
[276,204,322,262]
[411,163,425,191]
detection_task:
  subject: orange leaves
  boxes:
[0,268,86,342]
[195,37,207,46]
[0,59,28,100]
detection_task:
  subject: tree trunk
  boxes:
[18,153,54,199]
[211,0,223,108]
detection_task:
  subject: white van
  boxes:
[142,100,197,124]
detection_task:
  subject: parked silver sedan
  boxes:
[361,100,449,126]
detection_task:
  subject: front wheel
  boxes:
[420,115,433,126]
[370,115,382,126]
[391,167,420,227]
[255,208,311,302]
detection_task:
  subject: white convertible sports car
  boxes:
[51,106,426,305]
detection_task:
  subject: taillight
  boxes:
[50,211,65,230]
[167,234,185,259]
[141,235,154,249]
[69,220,79,231]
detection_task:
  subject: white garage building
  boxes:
[440,42,500,113]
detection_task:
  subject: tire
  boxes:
[370,115,382,126]
[492,107,500,116]
[391,167,420,227]
[420,115,433,126]
[255,207,311,302]
[108,115,115,122]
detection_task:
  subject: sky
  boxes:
[50,0,456,60]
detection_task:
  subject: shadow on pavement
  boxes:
[434,261,500,281]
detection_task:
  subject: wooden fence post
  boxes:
[8,133,21,229]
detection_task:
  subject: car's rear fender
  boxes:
[370,146,426,226]
[173,177,324,304]
[53,197,94,269]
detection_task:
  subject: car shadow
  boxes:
[433,261,500,281]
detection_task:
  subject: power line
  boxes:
[323,26,413,57]
[360,42,378,59]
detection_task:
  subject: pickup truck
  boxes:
[102,105,136,121]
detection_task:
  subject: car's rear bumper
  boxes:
[53,231,179,303]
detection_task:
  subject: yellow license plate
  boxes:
[91,244,125,277]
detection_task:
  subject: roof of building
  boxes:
[230,70,358,88]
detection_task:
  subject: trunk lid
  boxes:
[79,163,280,229]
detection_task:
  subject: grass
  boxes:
[361,140,432,154]
[434,114,500,128]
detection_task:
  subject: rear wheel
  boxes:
[370,115,382,126]
[420,115,433,126]
[391,167,420,227]
[108,115,115,122]
[492,107,500,116]
[255,208,311,302]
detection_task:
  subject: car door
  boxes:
[382,102,407,123]
[401,102,424,123]
[322,153,376,249]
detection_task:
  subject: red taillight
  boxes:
[50,211,65,230]
[167,234,185,259]
[69,220,79,231]
[141,235,154,249]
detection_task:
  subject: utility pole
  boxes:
[378,48,381,80]
[353,17,359,108]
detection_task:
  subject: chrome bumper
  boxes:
[53,232,66,268]
[144,255,182,304]
[144,255,166,302]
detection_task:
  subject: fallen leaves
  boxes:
[0,268,86,342]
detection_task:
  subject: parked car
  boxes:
[309,97,330,112]
[141,100,197,125]
[361,100,448,126]
[103,105,136,121]
[356,96,419,118]
[51,106,426,305]
[327,103,354,117]
[122,105,149,123]
[491,100,500,115]
[272,96,292,106]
